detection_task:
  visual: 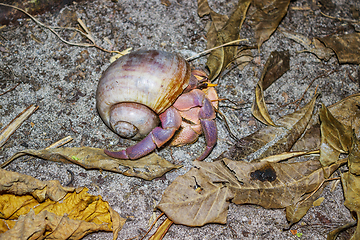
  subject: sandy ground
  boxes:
[1,0,359,239]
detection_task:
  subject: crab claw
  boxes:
[105,106,182,160]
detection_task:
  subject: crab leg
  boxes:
[173,89,217,161]
[105,106,182,160]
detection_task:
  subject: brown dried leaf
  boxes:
[206,10,229,50]
[0,168,75,202]
[335,134,360,239]
[285,182,327,228]
[319,32,360,64]
[292,93,360,152]
[250,0,290,48]
[206,0,251,81]
[197,0,211,17]
[158,158,345,226]
[0,169,124,239]
[251,50,290,126]
[349,134,360,176]
[319,103,352,167]
[234,48,253,70]
[341,171,360,240]
[220,94,318,161]
[157,162,234,226]
[5,147,181,181]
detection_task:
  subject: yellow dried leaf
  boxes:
[313,197,325,207]
[0,169,125,239]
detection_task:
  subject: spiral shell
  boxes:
[96,50,191,139]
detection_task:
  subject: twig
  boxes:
[185,39,249,61]
[0,83,20,96]
[298,177,340,205]
[0,3,123,54]
[0,136,73,168]
[320,11,360,24]
[216,109,240,141]
[139,212,164,240]
[0,105,38,148]
[280,69,337,109]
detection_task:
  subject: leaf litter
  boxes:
[3,147,181,181]
[2,1,360,239]
[0,169,125,239]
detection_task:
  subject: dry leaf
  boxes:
[334,133,360,239]
[341,171,360,240]
[292,93,360,152]
[319,32,360,64]
[220,93,318,161]
[249,0,290,48]
[234,48,253,70]
[285,183,327,228]
[251,50,290,126]
[349,134,360,176]
[206,0,251,81]
[319,103,352,168]
[0,169,124,239]
[158,158,345,226]
[197,0,211,17]
[5,147,181,180]
[313,197,325,207]
[206,10,229,50]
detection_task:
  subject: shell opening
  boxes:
[109,102,160,140]
[112,121,138,139]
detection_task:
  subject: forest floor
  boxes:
[1,0,359,239]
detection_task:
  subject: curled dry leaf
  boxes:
[5,147,181,181]
[341,172,360,240]
[333,134,360,239]
[206,0,251,81]
[251,50,290,126]
[249,0,290,48]
[292,93,360,152]
[319,103,352,167]
[220,93,318,161]
[158,158,345,227]
[319,32,360,64]
[0,169,124,239]
[285,181,328,228]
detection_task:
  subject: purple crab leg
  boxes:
[173,89,217,161]
[104,106,182,160]
[196,97,217,161]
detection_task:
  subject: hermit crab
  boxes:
[96,50,218,161]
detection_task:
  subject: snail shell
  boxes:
[96,50,191,140]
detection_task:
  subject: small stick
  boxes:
[298,177,340,205]
[280,69,336,108]
[185,39,249,61]
[0,105,38,148]
[320,11,360,23]
[0,83,20,96]
[0,136,73,168]
[0,3,123,54]
[139,212,164,240]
